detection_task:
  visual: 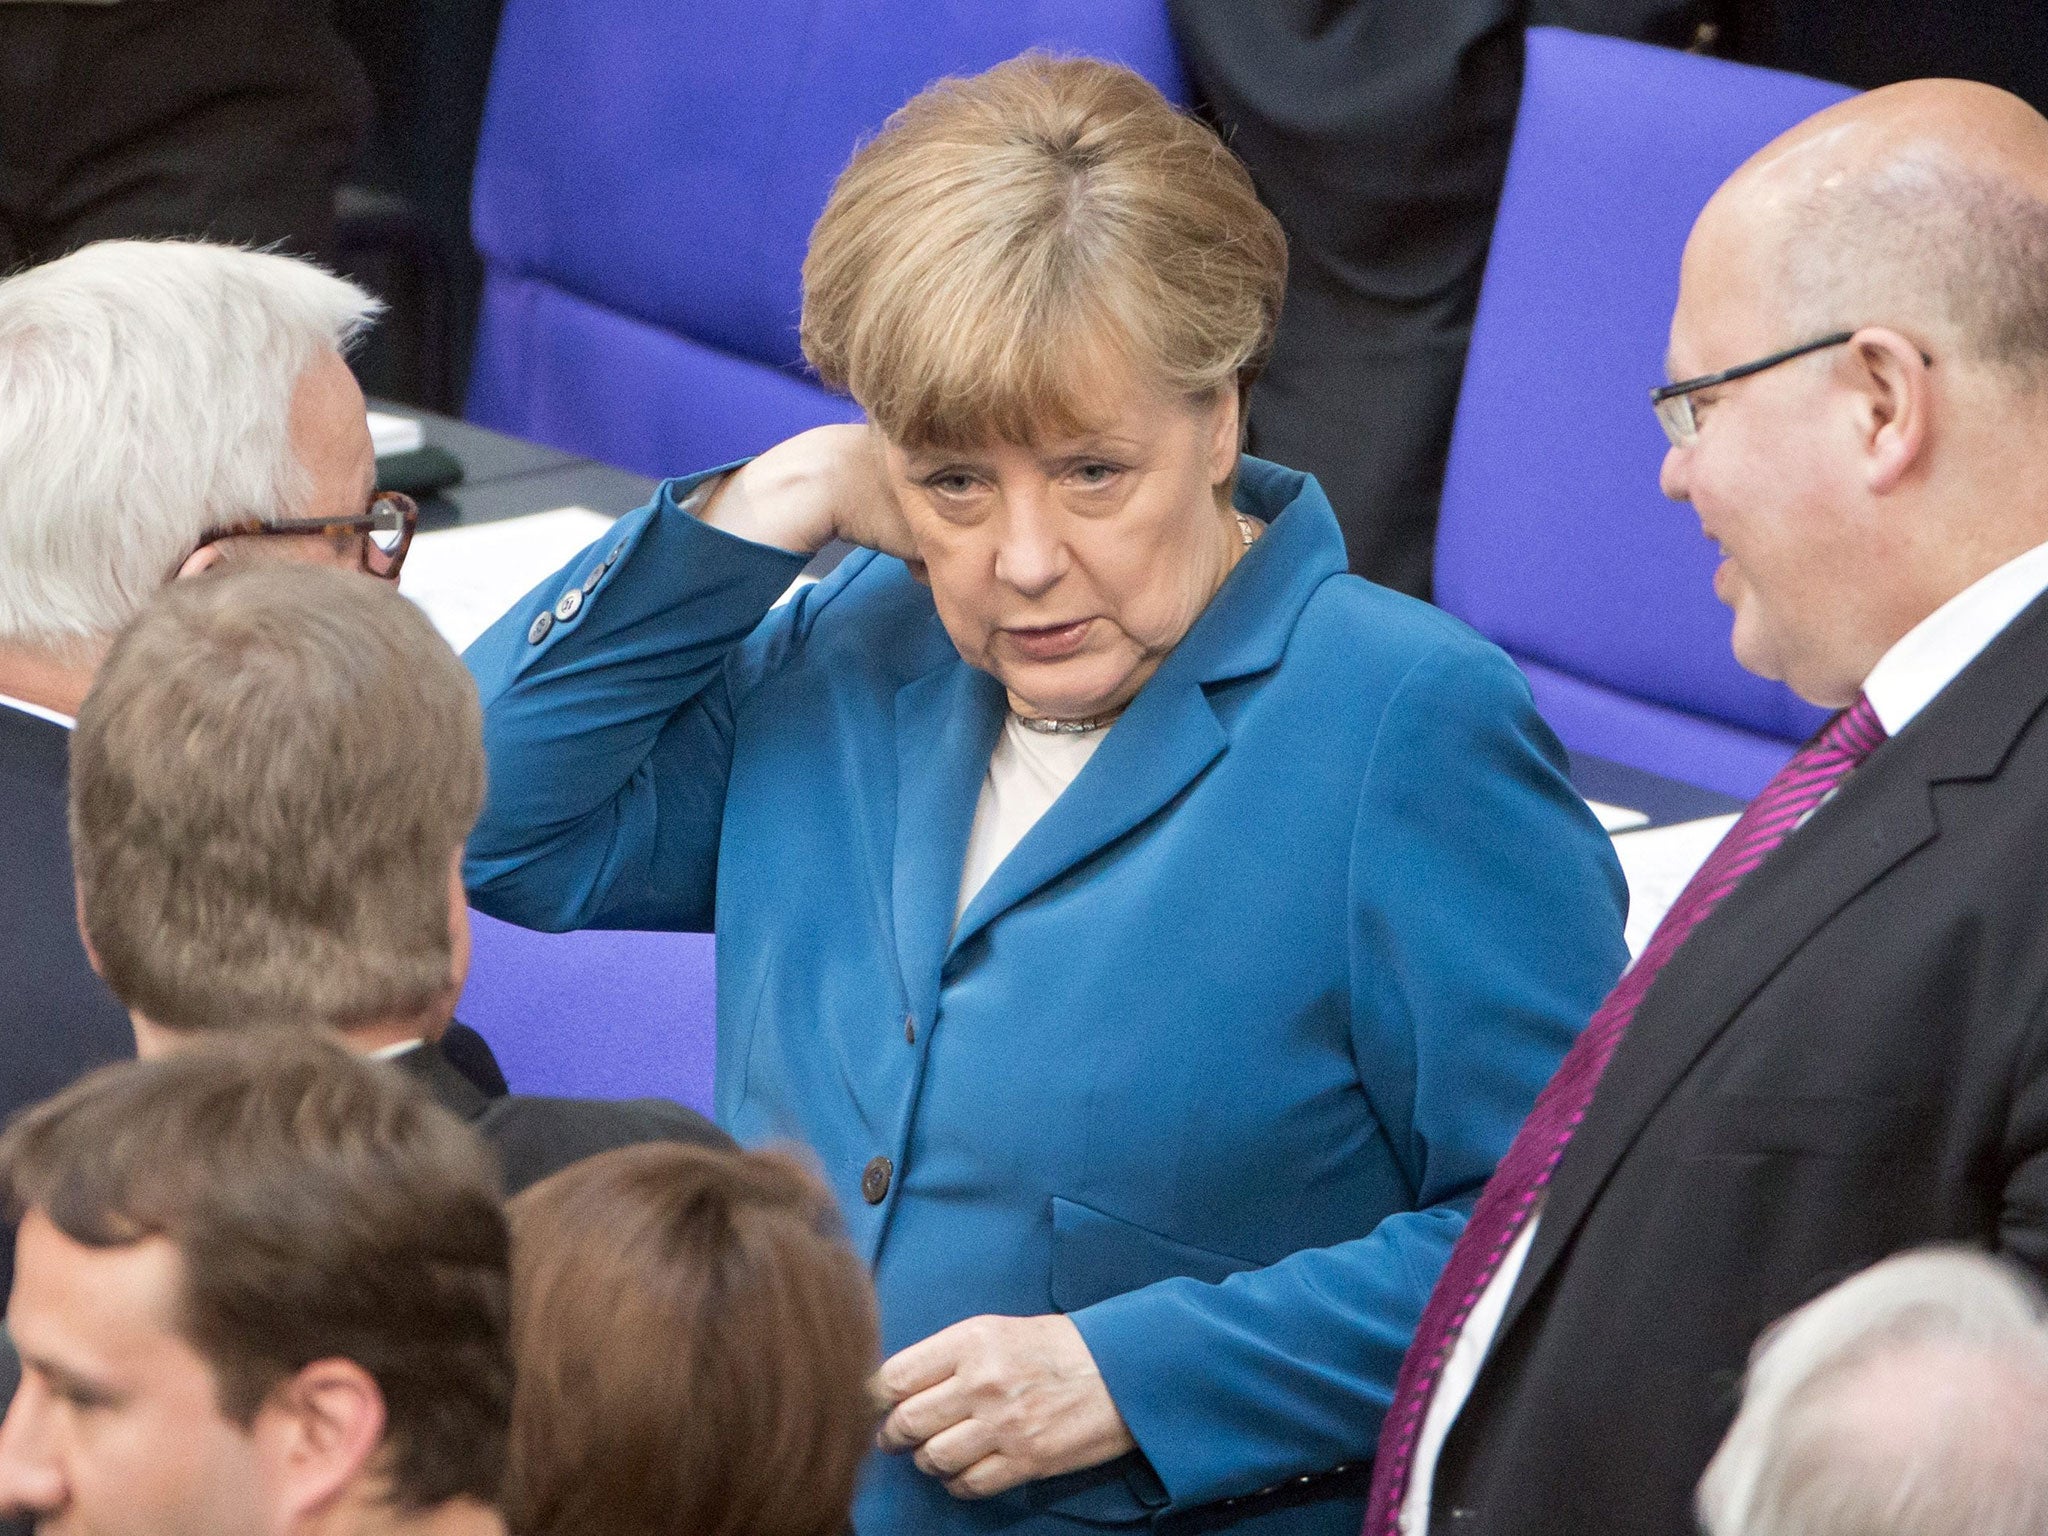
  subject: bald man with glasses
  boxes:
[1364,78,2048,1536]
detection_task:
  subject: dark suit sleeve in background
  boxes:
[1166,0,1710,598]
[484,1096,736,1197]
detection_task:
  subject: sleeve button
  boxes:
[861,1156,893,1204]
[553,588,583,622]
[527,611,554,645]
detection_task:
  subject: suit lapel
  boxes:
[948,677,1227,956]
[946,461,1346,959]
[889,458,1348,996]
[1496,589,2048,1346]
[891,659,1006,1025]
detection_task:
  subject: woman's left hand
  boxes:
[874,1313,1137,1499]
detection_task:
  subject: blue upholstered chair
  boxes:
[458,912,718,1112]
[1435,28,1854,798]
[458,3,1186,1102]
[466,0,1187,478]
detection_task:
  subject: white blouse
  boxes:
[954,713,1107,922]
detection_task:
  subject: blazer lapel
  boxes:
[946,461,1348,959]
[948,676,1227,956]
[893,458,1349,989]
[891,659,1006,1024]
[1497,588,2048,1345]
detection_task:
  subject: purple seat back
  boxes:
[457,911,718,1110]
[466,0,1188,477]
[1435,28,1853,796]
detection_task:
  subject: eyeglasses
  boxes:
[1650,332,1857,447]
[190,491,419,580]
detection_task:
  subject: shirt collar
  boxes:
[0,692,75,730]
[1863,537,2048,736]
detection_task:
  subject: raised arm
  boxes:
[462,425,911,933]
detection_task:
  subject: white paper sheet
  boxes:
[1586,798,1651,833]
[1610,812,1739,957]
[368,410,424,457]
[402,506,616,653]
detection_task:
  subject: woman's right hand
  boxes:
[698,423,920,568]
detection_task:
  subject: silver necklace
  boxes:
[1015,710,1117,735]
[1014,513,1260,736]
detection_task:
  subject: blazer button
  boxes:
[861,1156,893,1205]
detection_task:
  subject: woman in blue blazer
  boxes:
[464,57,1626,1535]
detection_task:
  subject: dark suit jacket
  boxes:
[0,702,509,1125]
[1429,591,2048,1534]
[0,706,135,1143]
[395,1036,732,1194]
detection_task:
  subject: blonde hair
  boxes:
[70,563,484,1035]
[801,53,1287,449]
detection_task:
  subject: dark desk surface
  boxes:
[1569,751,1745,829]
[373,399,659,528]
[377,401,1743,826]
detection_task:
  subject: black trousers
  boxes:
[0,0,370,272]
[1169,1,1713,597]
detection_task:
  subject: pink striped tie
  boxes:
[1362,694,1888,1535]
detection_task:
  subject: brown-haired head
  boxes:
[800,52,1287,451]
[69,561,484,1036]
[0,1031,511,1511]
[506,1143,881,1536]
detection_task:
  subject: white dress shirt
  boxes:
[0,692,76,730]
[955,714,1107,922]
[1399,535,2048,1534]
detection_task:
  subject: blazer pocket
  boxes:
[1680,1093,1935,1159]
[1047,1196,1260,1315]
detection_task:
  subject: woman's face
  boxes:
[882,375,1244,721]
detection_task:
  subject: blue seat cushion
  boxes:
[1516,656,1799,799]
[458,910,717,1112]
[468,271,863,475]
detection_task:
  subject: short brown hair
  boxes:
[0,1033,510,1510]
[801,52,1287,449]
[70,562,484,1033]
[506,1143,881,1536]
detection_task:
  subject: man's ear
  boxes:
[173,543,226,581]
[1206,387,1243,492]
[71,882,102,978]
[250,1359,388,1527]
[1846,326,1932,496]
[446,850,472,995]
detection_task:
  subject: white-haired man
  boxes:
[0,240,441,1248]
[1699,1249,2048,1536]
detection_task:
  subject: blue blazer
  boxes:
[465,458,1628,1534]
